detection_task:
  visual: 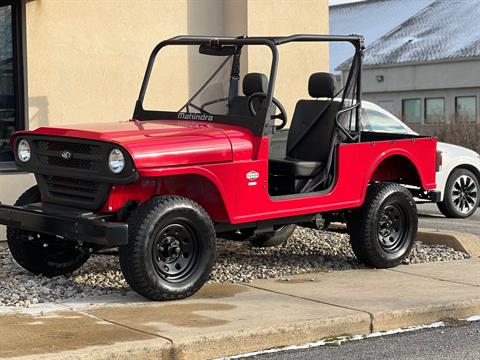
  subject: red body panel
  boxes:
[14,119,437,224]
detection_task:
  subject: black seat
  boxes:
[269,72,340,181]
[228,73,268,116]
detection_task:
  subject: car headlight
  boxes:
[108,148,125,174]
[17,139,31,162]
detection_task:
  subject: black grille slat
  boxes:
[49,190,96,201]
[38,155,99,171]
[47,176,98,192]
[47,184,97,198]
[37,140,102,156]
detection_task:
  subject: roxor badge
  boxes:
[246,170,259,180]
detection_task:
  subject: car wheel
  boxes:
[437,168,479,218]
[119,196,216,300]
[349,182,417,268]
[7,186,90,277]
[250,225,296,247]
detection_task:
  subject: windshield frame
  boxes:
[133,34,364,137]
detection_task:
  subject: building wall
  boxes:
[363,87,480,122]
[25,0,328,129]
[0,0,329,239]
[342,60,480,122]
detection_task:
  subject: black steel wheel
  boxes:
[151,223,199,283]
[377,203,409,254]
[119,196,216,301]
[349,182,417,268]
[438,168,479,218]
[7,186,90,277]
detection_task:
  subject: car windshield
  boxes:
[142,44,272,117]
[135,35,364,137]
[363,107,417,135]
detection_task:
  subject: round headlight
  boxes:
[108,148,125,174]
[17,139,31,162]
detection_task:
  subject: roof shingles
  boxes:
[338,0,480,69]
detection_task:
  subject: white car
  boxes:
[361,101,480,218]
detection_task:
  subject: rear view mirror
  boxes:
[199,44,236,56]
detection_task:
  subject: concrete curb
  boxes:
[371,299,480,332]
[10,299,480,360]
[418,228,480,258]
[12,339,173,360]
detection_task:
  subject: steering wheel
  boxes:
[247,92,288,130]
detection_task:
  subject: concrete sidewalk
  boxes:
[1,259,480,360]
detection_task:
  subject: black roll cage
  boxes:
[133,34,365,137]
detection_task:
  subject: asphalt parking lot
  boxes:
[250,319,480,360]
[417,203,480,236]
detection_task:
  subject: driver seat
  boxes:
[269,72,341,188]
[228,73,268,116]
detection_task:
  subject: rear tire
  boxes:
[437,168,479,218]
[348,183,417,268]
[250,225,296,248]
[7,186,90,277]
[119,196,216,301]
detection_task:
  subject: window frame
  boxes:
[455,95,477,123]
[0,0,25,170]
[424,97,445,124]
[401,98,421,124]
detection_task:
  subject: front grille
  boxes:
[34,139,103,172]
[37,154,101,171]
[38,140,102,156]
[15,135,138,211]
[37,175,111,210]
[46,176,100,202]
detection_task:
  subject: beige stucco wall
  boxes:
[25,0,190,128]
[246,0,329,123]
[24,0,328,129]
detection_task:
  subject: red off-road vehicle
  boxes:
[0,35,439,300]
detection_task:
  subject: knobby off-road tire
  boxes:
[249,225,296,247]
[7,186,90,277]
[437,168,479,218]
[119,196,216,301]
[349,183,417,268]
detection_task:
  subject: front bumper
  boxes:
[0,202,128,247]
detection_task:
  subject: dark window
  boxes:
[402,98,421,124]
[425,98,445,124]
[0,1,24,166]
[455,96,477,123]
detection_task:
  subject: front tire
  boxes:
[349,183,417,268]
[437,168,479,218]
[119,196,216,301]
[7,186,90,277]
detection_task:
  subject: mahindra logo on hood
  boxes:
[177,112,214,121]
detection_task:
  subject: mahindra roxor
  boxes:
[0,35,440,300]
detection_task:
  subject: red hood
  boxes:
[15,120,236,168]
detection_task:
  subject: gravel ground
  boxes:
[0,227,469,307]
